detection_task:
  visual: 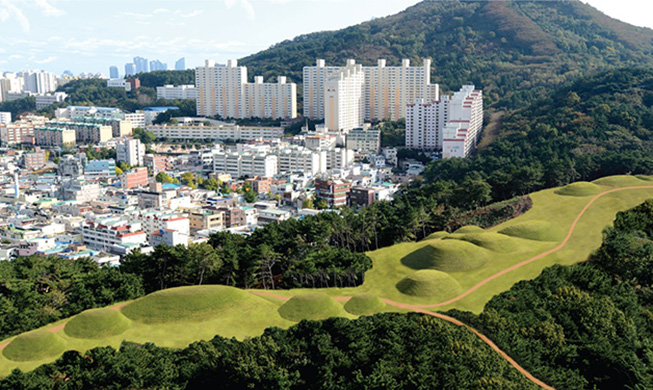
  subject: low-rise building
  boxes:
[144,154,172,174]
[82,217,148,253]
[315,178,351,208]
[349,186,375,206]
[156,84,198,100]
[35,92,68,109]
[121,167,149,189]
[346,127,381,154]
[22,147,47,170]
[84,159,116,177]
[257,208,291,226]
[149,124,283,141]
[188,210,224,232]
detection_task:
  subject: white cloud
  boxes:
[180,10,202,18]
[34,0,64,17]
[0,0,30,32]
[121,11,152,20]
[224,0,255,21]
[35,55,57,64]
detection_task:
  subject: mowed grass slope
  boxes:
[0,175,652,375]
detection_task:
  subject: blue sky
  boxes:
[0,0,651,76]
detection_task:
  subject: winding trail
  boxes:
[252,185,653,390]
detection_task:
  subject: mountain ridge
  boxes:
[239,0,653,108]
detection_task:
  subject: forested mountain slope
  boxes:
[240,0,653,107]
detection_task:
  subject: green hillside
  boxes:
[240,0,653,108]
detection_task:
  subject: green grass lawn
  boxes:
[0,175,652,375]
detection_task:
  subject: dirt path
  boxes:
[477,110,505,150]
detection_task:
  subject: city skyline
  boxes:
[0,0,651,76]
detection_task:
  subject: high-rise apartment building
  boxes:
[125,63,136,77]
[134,57,149,73]
[405,96,450,150]
[405,85,483,158]
[303,58,439,121]
[195,59,296,120]
[109,66,119,79]
[442,86,483,158]
[175,58,186,70]
[22,70,57,94]
[324,60,365,132]
[196,59,246,119]
[149,59,167,71]
[242,76,297,120]
[0,73,24,102]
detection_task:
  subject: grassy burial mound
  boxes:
[278,293,347,322]
[593,175,650,187]
[425,231,449,240]
[555,182,602,197]
[344,294,386,316]
[396,270,463,298]
[64,308,131,339]
[402,240,489,272]
[3,331,66,362]
[121,285,258,324]
[453,232,520,253]
[453,225,486,234]
[499,221,565,242]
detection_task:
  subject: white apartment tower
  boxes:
[303,58,439,121]
[442,86,483,158]
[406,85,483,158]
[196,59,247,119]
[405,95,450,150]
[196,60,297,120]
[116,138,146,167]
[324,60,365,132]
[22,70,57,94]
[242,76,297,120]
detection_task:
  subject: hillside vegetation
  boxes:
[240,0,653,108]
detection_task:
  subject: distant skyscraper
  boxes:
[125,63,136,77]
[175,57,186,70]
[109,66,119,79]
[133,56,148,73]
[62,70,74,77]
[149,60,167,71]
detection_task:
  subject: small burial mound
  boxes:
[555,182,601,197]
[396,270,462,298]
[278,293,346,322]
[344,294,386,316]
[635,175,653,182]
[3,330,66,362]
[64,308,131,339]
[452,232,520,253]
[453,225,485,234]
[593,175,648,187]
[425,231,449,240]
[401,240,489,272]
[499,221,565,242]
[121,285,256,324]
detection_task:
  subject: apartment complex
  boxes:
[149,124,283,141]
[405,85,483,158]
[195,59,297,120]
[274,145,325,176]
[324,61,365,132]
[22,148,47,170]
[156,84,198,100]
[242,76,297,120]
[213,152,278,178]
[47,121,113,144]
[34,126,76,147]
[0,119,41,145]
[303,58,439,121]
[35,92,67,109]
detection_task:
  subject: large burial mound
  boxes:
[402,240,489,272]
[121,285,258,324]
[499,221,565,242]
[278,293,347,322]
[396,270,462,298]
[64,308,131,339]
[453,225,485,234]
[555,182,602,197]
[344,294,386,316]
[452,232,520,253]
[3,331,66,362]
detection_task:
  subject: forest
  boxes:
[3,199,653,389]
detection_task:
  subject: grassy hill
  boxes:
[1,175,652,376]
[240,0,653,108]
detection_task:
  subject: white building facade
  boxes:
[324,61,365,132]
[116,138,145,166]
[156,84,198,100]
